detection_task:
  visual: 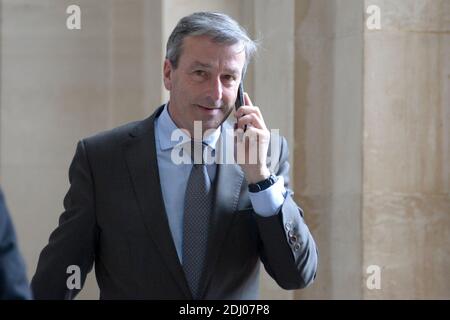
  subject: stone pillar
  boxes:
[0,0,163,299]
[252,0,296,300]
[362,0,450,299]
[293,0,364,299]
[293,0,450,299]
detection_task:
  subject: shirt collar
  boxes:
[157,103,222,151]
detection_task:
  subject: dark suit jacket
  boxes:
[31,105,318,299]
[0,188,32,300]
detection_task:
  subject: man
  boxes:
[0,187,32,299]
[32,12,317,299]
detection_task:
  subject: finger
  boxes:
[234,127,245,143]
[235,105,261,119]
[235,127,270,156]
[244,92,254,106]
[237,113,264,130]
[236,108,267,131]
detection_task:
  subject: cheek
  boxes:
[172,82,189,103]
[176,79,196,99]
[223,89,237,105]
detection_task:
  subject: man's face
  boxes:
[163,35,246,137]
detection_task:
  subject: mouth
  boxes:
[195,104,220,114]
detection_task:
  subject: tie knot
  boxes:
[190,141,209,165]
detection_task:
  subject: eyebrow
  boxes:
[190,61,211,69]
[190,61,240,75]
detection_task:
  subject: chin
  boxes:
[203,120,220,129]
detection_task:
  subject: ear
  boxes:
[163,59,173,91]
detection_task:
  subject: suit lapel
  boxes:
[124,105,192,299]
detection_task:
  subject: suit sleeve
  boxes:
[31,140,98,299]
[255,136,318,290]
[0,189,32,300]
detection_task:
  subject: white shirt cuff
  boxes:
[248,175,287,217]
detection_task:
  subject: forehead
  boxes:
[179,35,246,72]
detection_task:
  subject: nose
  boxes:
[207,76,223,104]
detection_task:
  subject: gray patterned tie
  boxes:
[183,142,212,299]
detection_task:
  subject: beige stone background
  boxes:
[0,0,448,299]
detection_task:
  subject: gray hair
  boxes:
[166,12,258,77]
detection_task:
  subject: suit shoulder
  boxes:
[81,117,151,149]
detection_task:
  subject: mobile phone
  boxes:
[235,82,247,131]
[235,82,244,111]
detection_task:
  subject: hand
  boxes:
[234,93,271,184]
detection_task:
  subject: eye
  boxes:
[193,70,207,77]
[222,74,236,82]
